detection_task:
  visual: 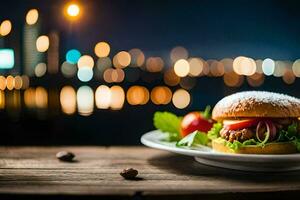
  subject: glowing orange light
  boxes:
[60,86,76,114]
[67,4,80,17]
[172,89,190,109]
[26,9,39,25]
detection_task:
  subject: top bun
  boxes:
[212,91,300,121]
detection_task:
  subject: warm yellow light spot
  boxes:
[146,57,164,72]
[174,59,190,77]
[24,88,36,108]
[247,73,264,87]
[151,86,172,105]
[36,35,49,52]
[26,9,39,25]
[127,86,149,105]
[78,55,94,68]
[223,72,244,87]
[283,70,295,85]
[113,51,131,68]
[35,87,48,109]
[172,89,190,109]
[0,20,12,36]
[111,68,125,83]
[110,85,125,110]
[129,48,145,67]
[188,58,203,76]
[170,46,188,63]
[103,68,113,83]
[67,4,80,17]
[14,76,23,90]
[77,86,94,116]
[6,75,14,90]
[95,85,111,109]
[0,90,4,109]
[292,59,300,77]
[21,75,30,89]
[60,86,76,115]
[0,76,6,90]
[210,60,225,77]
[233,56,256,76]
[164,68,180,86]
[94,42,110,58]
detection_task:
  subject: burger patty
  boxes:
[220,128,254,143]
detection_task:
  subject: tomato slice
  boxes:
[223,119,259,130]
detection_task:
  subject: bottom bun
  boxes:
[212,138,298,154]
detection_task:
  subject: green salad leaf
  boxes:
[176,131,208,147]
[276,122,300,151]
[207,122,222,140]
[153,112,181,141]
[216,138,261,152]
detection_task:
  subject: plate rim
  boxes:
[141,130,300,161]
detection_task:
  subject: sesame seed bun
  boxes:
[212,91,300,121]
[212,138,298,154]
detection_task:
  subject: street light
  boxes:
[65,3,81,20]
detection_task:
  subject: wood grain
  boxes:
[1,146,300,198]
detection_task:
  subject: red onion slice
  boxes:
[255,120,277,143]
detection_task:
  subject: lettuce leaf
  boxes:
[176,131,208,147]
[153,112,181,141]
[207,122,222,140]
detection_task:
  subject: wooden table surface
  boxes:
[1,146,300,199]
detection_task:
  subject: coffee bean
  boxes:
[56,151,75,162]
[120,168,138,179]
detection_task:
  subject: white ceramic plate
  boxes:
[141,130,300,172]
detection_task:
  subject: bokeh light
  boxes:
[61,61,77,78]
[94,42,110,58]
[283,70,295,84]
[35,87,48,109]
[273,61,287,77]
[109,86,125,110]
[220,58,233,73]
[111,68,125,82]
[255,59,263,74]
[170,46,188,63]
[0,76,6,90]
[247,73,264,87]
[151,86,172,105]
[0,49,14,69]
[0,90,4,109]
[179,76,196,90]
[95,85,111,109]
[36,35,49,52]
[66,49,81,64]
[103,68,114,83]
[21,75,30,89]
[174,59,190,77]
[60,86,76,115]
[262,58,275,76]
[223,71,244,87]
[113,51,131,68]
[67,4,80,17]
[0,20,12,36]
[129,48,145,67]
[14,76,23,90]
[26,9,39,25]
[172,89,190,109]
[163,68,180,86]
[77,86,94,116]
[146,57,164,72]
[127,86,149,105]
[188,58,203,76]
[209,60,225,77]
[292,59,300,77]
[78,55,94,68]
[6,75,14,90]
[233,56,256,76]
[35,63,47,77]
[77,67,93,82]
[24,88,36,108]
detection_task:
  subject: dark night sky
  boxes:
[1,0,300,60]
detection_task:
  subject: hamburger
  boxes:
[210,91,300,154]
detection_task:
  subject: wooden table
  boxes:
[1,146,300,200]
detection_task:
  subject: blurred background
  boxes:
[0,0,300,145]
